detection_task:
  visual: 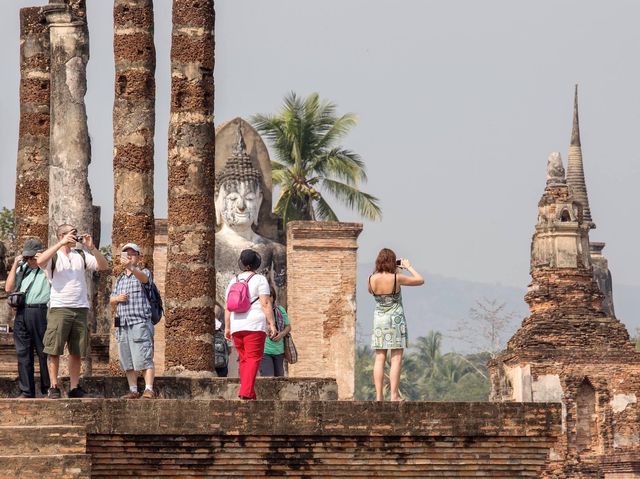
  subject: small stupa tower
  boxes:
[489,150,640,477]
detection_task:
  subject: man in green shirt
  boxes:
[5,238,51,398]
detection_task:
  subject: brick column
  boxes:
[286,221,363,399]
[15,7,50,246]
[110,0,156,369]
[165,0,216,374]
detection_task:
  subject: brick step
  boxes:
[0,454,91,478]
[0,425,86,456]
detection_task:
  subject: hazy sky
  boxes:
[2,1,640,296]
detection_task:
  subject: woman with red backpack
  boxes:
[224,249,277,400]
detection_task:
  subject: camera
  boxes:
[396,259,402,266]
[75,235,84,243]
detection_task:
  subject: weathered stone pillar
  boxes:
[165,0,216,374]
[286,221,363,399]
[44,0,94,376]
[110,0,156,369]
[15,7,50,246]
[43,0,93,245]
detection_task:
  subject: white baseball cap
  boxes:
[121,243,141,253]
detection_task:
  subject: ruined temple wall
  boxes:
[286,221,362,400]
[15,7,50,246]
[165,0,216,373]
[491,359,640,478]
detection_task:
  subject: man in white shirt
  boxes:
[37,224,109,398]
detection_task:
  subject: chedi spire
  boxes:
[566,84,594,228]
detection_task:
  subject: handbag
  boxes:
[6,266,38,309]
[284,333,298,364]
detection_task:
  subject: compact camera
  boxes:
[396,259,402,266]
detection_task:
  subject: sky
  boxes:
[2,0,640,299]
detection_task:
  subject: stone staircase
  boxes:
[0,424,91,478]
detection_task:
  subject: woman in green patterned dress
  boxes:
[369,248,424,401]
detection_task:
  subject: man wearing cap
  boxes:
[5,239,51,398]
[37,224,109,399]
[110,243,156,399]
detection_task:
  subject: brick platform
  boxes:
[0,400,561,477]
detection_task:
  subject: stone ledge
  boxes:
[0,376,338,401]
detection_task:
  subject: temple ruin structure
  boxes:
[489,149,640,476]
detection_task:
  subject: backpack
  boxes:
[226,273,257,313]
[144,279,164,325]
[51,249,86,278]
[214,329,229,369]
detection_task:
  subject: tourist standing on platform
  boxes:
[260,288,291,377]
[6,239,51,398]
[110,243,156,399]
[369,248,424,401]
[224,249,276,400]
[37,224,109,399]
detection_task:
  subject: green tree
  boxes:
[0,207,15,243]
[252,92,382,224]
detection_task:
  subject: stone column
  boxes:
[43,1,93,245]
[15,7,50,246]
[110,0,157,368]
[165,0,216,374]
[44,0,94,375]
[286,221,363,399]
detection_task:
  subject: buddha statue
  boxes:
[214,125,287,308]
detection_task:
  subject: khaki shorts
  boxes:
[43,308,89,358]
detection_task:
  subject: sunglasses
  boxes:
[23,256,35,260]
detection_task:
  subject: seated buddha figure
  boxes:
[214,128,286,308]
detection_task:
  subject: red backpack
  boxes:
[226,273,257,313]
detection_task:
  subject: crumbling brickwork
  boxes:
[490,158,640,478]
[165,0,216,373]
[286,221,363,399]
[15,7,50,247]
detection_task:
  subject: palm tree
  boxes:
[252,92,382,224]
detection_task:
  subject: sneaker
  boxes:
[142,389,156,399]
[68,386,87,398]
[16,392,34,399]
[121,391,141,399]
[48,387,61,399]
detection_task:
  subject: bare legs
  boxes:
[47,354,81,389]
[373,348,404,401]
[389,349,403,401]
[374,350,386,401]
[47,355,59,388]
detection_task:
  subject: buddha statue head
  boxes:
[215,126,264,230]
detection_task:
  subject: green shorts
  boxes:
[43,307,89,358]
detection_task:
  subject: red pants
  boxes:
[232,330,266,400]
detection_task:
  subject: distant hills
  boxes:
[355,263,640,352]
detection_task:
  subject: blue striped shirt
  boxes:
[112,269,152,326]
